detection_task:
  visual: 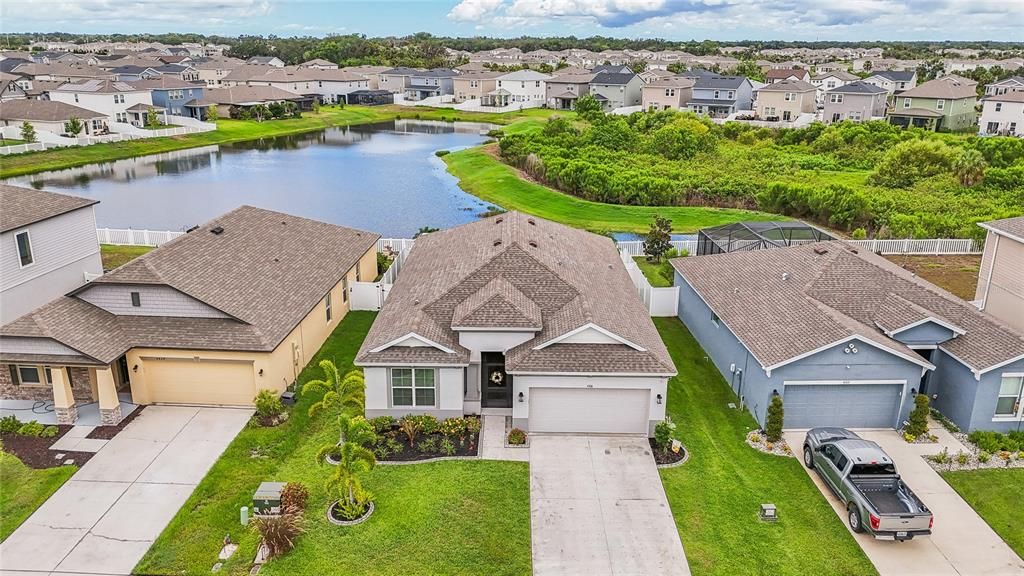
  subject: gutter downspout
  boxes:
[980,233,999,310]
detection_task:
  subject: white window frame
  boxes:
[784,92,796,102]
[389,367,436,407]
[994,102,1002,112]
[830,94,843,103]
[936,99,945,111]
[711,312,720,327]
[903,98,912,108]
[994,373,1024,421]
[325,291,332,322]
[14,230,33,268]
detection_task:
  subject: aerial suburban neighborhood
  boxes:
[0,2,1022,576]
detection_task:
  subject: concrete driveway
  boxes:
[0,406,252,576]
[530,435,690,576]
[784,429,1024,576]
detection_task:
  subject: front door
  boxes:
[481,352,512,408]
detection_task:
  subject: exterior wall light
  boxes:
[656,394,663,404]
[258,369,264,377]
[132,364,138,372]
[518,392,524,403]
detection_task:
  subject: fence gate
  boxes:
[350,282,387,311]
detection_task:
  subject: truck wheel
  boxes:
[848,507,864,533]
[803,446,814,469]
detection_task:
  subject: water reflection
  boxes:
[9,121,501,237]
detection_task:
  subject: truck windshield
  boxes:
[851,463,896,475]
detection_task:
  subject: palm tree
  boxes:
[302,360,364,417]
[317,414,376,518]
[953,149,987,187]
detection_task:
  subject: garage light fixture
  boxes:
[132,364,138,372]
[517,392,524,403]
[656,394,663,405]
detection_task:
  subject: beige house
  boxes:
[641,76,695,111]
[975,216,1024,333]
[755,79,817,121]
[0,206,378,425]
[452,71,502,102]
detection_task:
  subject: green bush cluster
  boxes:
[968,430,1024,454]
[507,428,527,445]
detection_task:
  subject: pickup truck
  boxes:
[803,428,933,541]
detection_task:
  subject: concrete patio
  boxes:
[0,393,137,427]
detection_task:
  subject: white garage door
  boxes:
[783,381,904,429]
[529,387,650,434]
[143,357,256,406]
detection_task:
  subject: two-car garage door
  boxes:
[783,381,905,429]
[529,387,650,434]
[143,357,256,406]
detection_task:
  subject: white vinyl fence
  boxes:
[616,238,982,256]
[349,239,414,311]
[617,240,697,257]
[620,252,679,317]
[97,228,185,247]
[0,142,45,155]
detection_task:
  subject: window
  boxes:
[113,94,124,104]
[784,92,796,101]
[17,365,41,385]
[325,291,332,322]
[995,375,1023,418]
[936,99,945,111]
[74,94,79,102]
[830,94,844,104]
[711,312,720,327]
[390,368,436,407]
[834,453,849,471]
[130,291,141,307]
[1010,122,1017,134]
[903,98,912,108]
[714,90,720,99]
[995,102,1002,112]
[727,91,734,99]
[15,231,33,267]
[535,81,540,87]
[342,277,348,303]
[665,88,675,97]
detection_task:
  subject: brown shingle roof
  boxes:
[357,212,675,375]
[757,78,817,92]
[671,242,1024,373]
[0,184,98,233]
[899,75,977,100]
[0,99,106,123]
[204,85,304,104]
[980,216,1024,242]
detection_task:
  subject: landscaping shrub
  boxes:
[41,425,58,438]
[968,430,1022,453]
[434,150,450,157]
[463,417,481,450]
[417,437,439,454]
[978,451,991,464]
[439,438,456,456]
[254,389,284,423]
[398,414,438,447]
[905,394,930,438]
[507,428,527,445]
[376,252,392,276]
[303,361,365,417]
[367,415,396,435]
[318,414,376,521]
[17,421,45,437]
[653,417,676,451]
[0,414,20,434]
[251,512,303,558]
[765,395,784,442]
[280,482,309,514]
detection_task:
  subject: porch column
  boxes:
[96,367,123,426]
[51,367,77,425]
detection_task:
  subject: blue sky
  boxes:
[3,0,1022,41]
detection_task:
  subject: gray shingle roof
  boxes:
[591,72,637,85]
[869,70,916,82]
[828,81,887,95]
[757,79,817,92]
[0,99,106,123]
[671,242,1024,373]
[693,75,748,90]
[0,184,98,233]
[980,216,1024,242]
[357,212,675,375]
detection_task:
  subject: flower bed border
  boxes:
[326,500,375,526]
[745,430,793,458]
[656,446,690,469]
[377,454,481,466]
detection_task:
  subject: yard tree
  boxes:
[64,116,83,136]
[952,149,987,187]
[871,139,955,188]
[317,414,376,520]
[765,394,785,442]
[573,94,603,122]
[19,121,36,143]
[302,360,365,417]
[643,215,673,262]
[206,105,218,122]
[627,59,647,73]
[146,108,161,128]
[906,394,930,438]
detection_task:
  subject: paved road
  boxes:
[0,406,252,576]
[530,435,690,576]
[785,429,1024,576]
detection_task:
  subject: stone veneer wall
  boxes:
[0,365,93,404]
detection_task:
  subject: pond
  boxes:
[7,120,502,238]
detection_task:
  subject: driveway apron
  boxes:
[530,435,690,576]
[0,406,252,576]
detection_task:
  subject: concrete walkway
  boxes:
[530,435,689,576]
[479,415,529,462]
[0,406,252,576]
[784,428,1024,576]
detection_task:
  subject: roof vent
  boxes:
[528,240,538,248]
[493,239,502,247]
[494,217,503,224]
[210,226,224,235]
[781,272,790,281]
[185,225,199,233]
[813,247,828,255]
[527,218,536,226]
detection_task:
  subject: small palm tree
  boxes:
[302,360,364,417]
[952,149,987,187]
[317,414,376,519]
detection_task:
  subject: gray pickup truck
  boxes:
[803,428,933,541]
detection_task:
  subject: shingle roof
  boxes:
[869,70,916,82]
[204,86,304,104]
[0,99,106,123]
[129,76,201,90]
[899,75,977,100]
[692,75,748,90]
[1,206,378,363]
[829,80,887,95]
[979,216,1024,242]
[984,91,1024,103]
[757,78,817,92]
[357,212,675,375]
[644,76,695,89]
[813,70,858,82]
[671,242,1024,373]
[55,79,144,93]
[766,68,807,80]
[591,72,637,85]
[0,184,98,233]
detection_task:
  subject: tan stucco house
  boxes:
[755,79,817,121]
[975,216,1024,334]
[0,206,379,425]
[452,71,502,103]
[641,76,695,111]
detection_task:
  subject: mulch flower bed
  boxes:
[648,437,687,466]
[371,416,481,462]
[87,405,147,440]
[745,430,793,457]
[1,426,95,469]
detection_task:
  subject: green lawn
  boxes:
[942,468,1024,558]
[100,244,154,270]
[0,105,566,179]
[0,452,76,542]
[654,318,876,576]
[444,146,781,234]
[633,256,673,287]
[136,311,531,576]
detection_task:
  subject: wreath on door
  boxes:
[490,370,505,385]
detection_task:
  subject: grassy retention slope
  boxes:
[444,145,781,233]
[136,311,530,576]
[0,105,560,179]
[942,469,1024,558]
[0,452,76,542]
[655,318,876,576]
[100,244,154,270]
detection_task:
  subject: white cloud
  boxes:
[1,0,272,26]
[448,0,506,21]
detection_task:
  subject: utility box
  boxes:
[280,391,296,405]
[253,482,286,516]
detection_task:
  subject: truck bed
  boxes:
[852,477,929,515]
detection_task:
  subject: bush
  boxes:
[434,150,449,157]
[956,452,970,466]
[250,512,303,558]
[653,417,676,451]
[765,395,784,442]
[417,437,439,454]
[871,140,955,188]
[905,394,929,437]
[0,414,20,434]
[439,437,456,456]
[17,421,45,437]
[397,414,438,447]
[254,389,284,422]
[367,415,396,435]
[851,228,867,240]
[41,425,58,438]
[463,417,481,450]
[507,428,527,445]
[968,430,1021,453]
[978,451,991,464]
[929,448,951,464]
[280,482,309,514]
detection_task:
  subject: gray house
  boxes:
[822,81,889,124]
[686,75,754,117]
[588,71,643,110]
[671,242,1024,433]
[545,72,594,110]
